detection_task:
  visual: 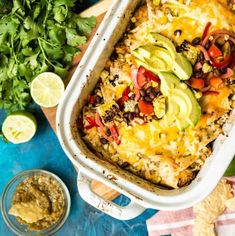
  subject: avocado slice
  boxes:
[133,44,173,74]
[134,33,193,80]
[159,72,201,130]
[148,33,176,59]
[133,48,168,73]
[163,97,180,127]
[173,53,193,81]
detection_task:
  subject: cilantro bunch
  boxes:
[0,0,96,112]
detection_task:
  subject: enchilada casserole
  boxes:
[78,0,235,189]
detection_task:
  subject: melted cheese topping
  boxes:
[83,0,234,188]
[131,0,235,47]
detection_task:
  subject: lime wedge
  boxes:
[30,72,65,108]
[2,111,37,144]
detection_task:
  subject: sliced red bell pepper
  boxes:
[109,123,121,145]
[203,90,219,96]
[212,55,232,69]
[208,44,222,59]
[87,116,98,126]
[88,95,95,105]
[138,100,154,115]
[84,116,99,129]
[95,113,113,142]
[189,78,205,90]
[202,22,212,41]
[117,86,130,108]
[144,70,160,83]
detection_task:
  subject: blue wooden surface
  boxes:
[0,107,156,236]
[0,2,157,235]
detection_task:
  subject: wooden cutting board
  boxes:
[41,0,119,201]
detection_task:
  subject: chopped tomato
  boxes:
[203,91,219,96]
[84,116,98,129]
[208,44,222,59]
[144,70,160,83]
[132,66,160,89]
[138,100,154,115]
[109,123,121,145]
[212,55,232,69]
[117,86,130,107]
[209,77,223,89]
[88,95,95,105]
[202,22,212,41]
[189,77,205,90]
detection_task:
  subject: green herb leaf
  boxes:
[65,28,86,46]
[0,0,96,116]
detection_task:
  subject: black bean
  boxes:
[112,104,119,111]
[219,68,227,74]
[154,87,160,93]
[146,86,153,94]
[194,70,203,78]
[95,83,101,89]
[100,137,108,144]
[176,46,183,53]
[110,51,118,61]
[128,112,134,121]
[205,41,211,50]
[183,39,190,45]
[152,115,159,120]
[121,161,130,168]
[104,114,114,123]
[123,117,129,124]
[106,128,111,136]
[140,89,146,97]
[129,22,135,30]
[114,74,119,79]
[134,104,140,114]
[111,82,116,87]
[95,95,102,104]
[149,92,156,100]
[199,51,204,61]
[144,96,152,102]
[192,37,201,45]
[123,112,129,118]
[174,29,182,36]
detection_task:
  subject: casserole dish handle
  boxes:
[77,172,146,220]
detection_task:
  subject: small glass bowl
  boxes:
[1,169,71,236]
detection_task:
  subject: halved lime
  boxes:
[30,72,65,108]
[2,111,37,144]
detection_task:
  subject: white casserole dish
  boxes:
[56,0,235,220]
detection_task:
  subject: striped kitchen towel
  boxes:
[147,177,235,236]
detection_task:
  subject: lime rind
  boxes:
[30,72,65,108]
[2,111,37,144]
